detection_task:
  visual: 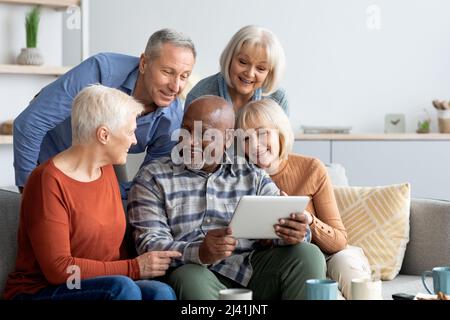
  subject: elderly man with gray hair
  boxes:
[13,28,196,199]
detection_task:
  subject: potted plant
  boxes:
[16,6,44,65]
[416,109,431,134]
[416,119,430,134]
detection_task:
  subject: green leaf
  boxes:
[25,6,40,48]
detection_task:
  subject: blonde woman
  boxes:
[185,25,288,113]
[235,99,372,299]
[4,85,180,300]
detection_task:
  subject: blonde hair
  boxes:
[220,25,285,95]
[71,84,143,145]
[235,99,293,160]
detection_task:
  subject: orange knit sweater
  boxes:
[3,160,140,300]
[270,154,347,254]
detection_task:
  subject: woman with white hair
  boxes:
[185,25,288,113]
[235,99,372,299]
[4,85,181,300]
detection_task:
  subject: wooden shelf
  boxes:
[295,133,450,141]
[0,135,13,145]
[0,64,72,76]
[0,0,79,8]
[0,0,78,75]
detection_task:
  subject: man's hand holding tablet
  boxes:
[199,227,237,265]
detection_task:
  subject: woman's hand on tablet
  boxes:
[274,211,311,245]
[277,190,313,244]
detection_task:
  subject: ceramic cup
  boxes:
[306,279,338,300]
[351,278,383,300]
[421,266,450,294]
[438,110,450,133]
[219,288,252,300]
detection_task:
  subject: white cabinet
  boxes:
[333,141,450,200]
[293,141,331,163]
[294,134,450,200]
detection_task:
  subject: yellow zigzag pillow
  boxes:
[334,183,411,280]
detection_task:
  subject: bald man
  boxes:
[173,95,235,172]
[127,95,326,300]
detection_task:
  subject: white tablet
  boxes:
[228,195,311,239]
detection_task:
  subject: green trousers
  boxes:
[167,243,326,300]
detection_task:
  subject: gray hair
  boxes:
[220,25,285,95]
[144,28,196,59]
[71,84,143,145]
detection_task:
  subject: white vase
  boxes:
[16,48,44,66]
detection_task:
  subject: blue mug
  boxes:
[421,267,450,294]
[306,279,338,300]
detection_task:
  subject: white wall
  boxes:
[62,7,82,66]
[2,0,449,187]
[0,3,66,187]
[87,0,450,134]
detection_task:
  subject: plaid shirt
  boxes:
[127,156,311,286]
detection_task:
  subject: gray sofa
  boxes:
[1,188,449,300]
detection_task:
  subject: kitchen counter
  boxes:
[294,133,450,141]
[293,134,450,200]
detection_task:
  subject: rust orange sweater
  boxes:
[270,154,347,254]
[3,160,140,300]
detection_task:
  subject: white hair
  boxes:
[220,25,285,95]
[144,28,196,59]
[71,84,143,145]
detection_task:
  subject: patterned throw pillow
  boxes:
[334,183,411,280]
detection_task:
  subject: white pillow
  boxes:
[325,163,349,186]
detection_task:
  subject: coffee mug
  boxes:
[421,267,450,294]
[351,278,383,300]
[306,279,337,300]
[219,288,252,300]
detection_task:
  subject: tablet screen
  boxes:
[228,195,310,239]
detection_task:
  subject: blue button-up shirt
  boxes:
[13,53,183,194]
[127,156,311,286]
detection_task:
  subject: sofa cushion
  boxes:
[334,183,411,280]
[381,275,424,300]
[400,198,450,276]
[0,189,20,296]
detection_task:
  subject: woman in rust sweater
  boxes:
[4,85,180,300]
[235,99,372,299]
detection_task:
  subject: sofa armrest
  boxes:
[0,189,21,297]
[400,198,450,275]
